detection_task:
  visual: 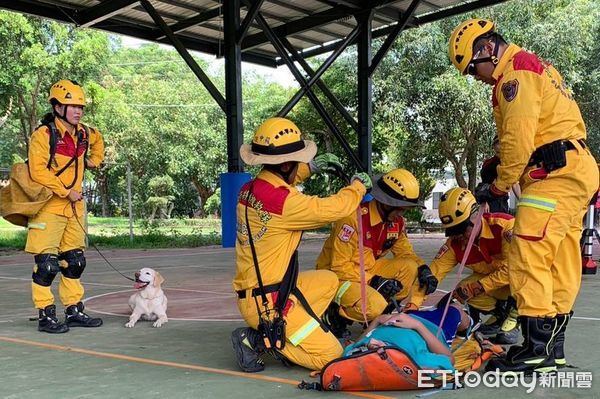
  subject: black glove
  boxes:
[474,183,506,204]
[417,264,438,295]
[369,275,402,301]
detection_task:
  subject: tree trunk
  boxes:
[191,177,214,218]
[447,156,467,188]
[149,206,157,221]
[0,97,13,128]
[95,169,110,217]
[17,76,42,156]
[466,146,478,192]
[166,202,174,219]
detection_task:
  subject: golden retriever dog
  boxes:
[125,267,168,328]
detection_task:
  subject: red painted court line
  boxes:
[0,336,394,399]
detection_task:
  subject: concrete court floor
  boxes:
[0,234,599,399]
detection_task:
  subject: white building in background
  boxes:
[423,169,457,224]
[423,168,518,224]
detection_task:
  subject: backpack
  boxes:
[298,346,444,392]
[0,115,91,226]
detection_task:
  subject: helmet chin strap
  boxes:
[55,105,77,127]
[475,36,501,69]
[377,202,395,223]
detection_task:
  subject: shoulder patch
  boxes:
[502,79,519,102]
[512,50,544,75]
[338,224,355,242]
[435,244,450,259]
[239,179,290,216]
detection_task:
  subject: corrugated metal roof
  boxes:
[0,0,508,66]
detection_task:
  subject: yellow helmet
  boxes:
[239,117,317,165]
[448,19,495,74]
[438,188,477,235]
[48,80,86,106]
[371,168,423,208]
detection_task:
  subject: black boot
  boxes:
[552,311,572,368]
[322,303,351,339]
[38,305,69,334]
[231,327,266,372]
[485,316,557,374]
[65,302,103,327]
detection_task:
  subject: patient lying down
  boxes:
[343,304,474,372]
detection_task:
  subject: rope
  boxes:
[435,204,486,340]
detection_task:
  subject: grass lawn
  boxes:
[0,216,222,250]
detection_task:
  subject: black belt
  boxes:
[528,139,585,166]
[237,283,280,299]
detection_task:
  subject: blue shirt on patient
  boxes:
[342,307,461,372]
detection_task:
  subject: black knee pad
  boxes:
[32,254,60,287]
[59,249,86,279]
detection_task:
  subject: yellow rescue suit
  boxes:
[316,200,422,321]
[234,167,366,371]
[409,214,514,312]
[26,117,104,309]
[491,44,599,317]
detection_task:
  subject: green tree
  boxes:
[146,175,175,220]
[0,11,112,162]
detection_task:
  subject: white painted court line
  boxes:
[572,316,600,321]
[84,263,233,276]
[84,289,242,322]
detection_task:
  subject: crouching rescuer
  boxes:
[316,168,436,337]
[27,80,105,333]
[406,188,519,344]
[231,117,370,372]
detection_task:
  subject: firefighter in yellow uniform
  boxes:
[316,169,437,336]
[449,19,599,373]
[231,117,370,372]
[406,188,519,344]
[26,79,105,333]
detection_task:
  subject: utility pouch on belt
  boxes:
[529,140,582,173]
[537,140,567,172]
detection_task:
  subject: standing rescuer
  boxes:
[27,79,105,333]
[449,19,599,373]
[231,117,371,372]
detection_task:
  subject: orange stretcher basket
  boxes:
[320,346,444,391]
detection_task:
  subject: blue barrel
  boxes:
[220,172,252,248]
